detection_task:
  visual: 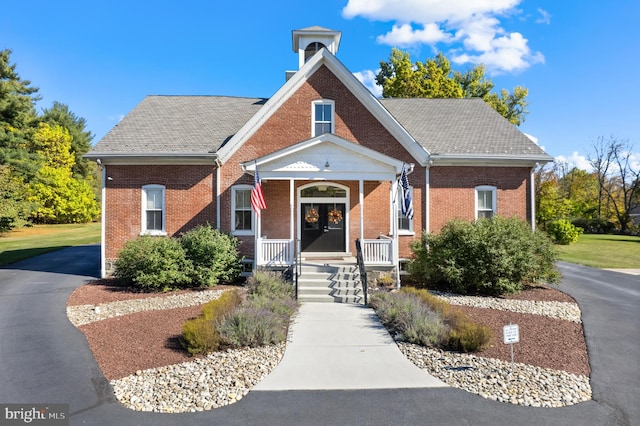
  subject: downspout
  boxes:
[98,160,106,278]
[215,157,222,231]
[425,159,432,234]
[531,165,537,231]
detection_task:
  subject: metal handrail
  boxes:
[355,238,368,305]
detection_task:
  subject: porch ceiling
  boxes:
[241,134,408,181]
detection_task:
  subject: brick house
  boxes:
[87,26,552,279]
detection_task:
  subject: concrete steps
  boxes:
[297,263,363,304]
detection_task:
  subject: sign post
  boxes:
[503,323,520,372]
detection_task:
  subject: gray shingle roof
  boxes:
[379,97,548,158]
[90,96,266,155]
[89,95,548,161]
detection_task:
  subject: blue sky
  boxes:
[2,0,639,169]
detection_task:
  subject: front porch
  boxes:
[256,236,395,267]
[240,134,411,277]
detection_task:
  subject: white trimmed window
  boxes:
[476,186,497,219]
[312,100,334,136]
[397,185,414,233]
[142,185,166,235]
[232,185,254,235]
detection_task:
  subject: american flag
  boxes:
[251,166,267,216]
[400,165,414,220]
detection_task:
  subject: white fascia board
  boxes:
[430,153,553,167]
[216,52,328,164]
[320,52,431,165]
[241,133,408,174]
[84,153,218,165]
[257,170,397,181]
[218,48,429,166]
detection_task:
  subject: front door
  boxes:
[301,203,346,252]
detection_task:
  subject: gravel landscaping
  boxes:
[67,279,591,413]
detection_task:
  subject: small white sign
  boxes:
[503,324,520,344]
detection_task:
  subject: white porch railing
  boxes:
[361,238,394,265]
[257,238,293,266]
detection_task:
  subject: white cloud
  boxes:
[554,152,593,172]
[354,69,383,97]
[536,8,552,24]
[342,0,544,74]
[376,23,453,46]
[452,32,545,73]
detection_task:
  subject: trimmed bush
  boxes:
[247,270,295,299]
[114,235,193,292]
[218,270,297,348]
[369,291,448,347]
[180,290,242,355]
[400,287,492,352]
[409,217,560,296]
[218,305,287,348]
[547,219,583,244]
[180,225,243,287]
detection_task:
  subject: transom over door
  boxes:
[300,203,345,252]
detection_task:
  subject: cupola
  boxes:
[292,26,342,69]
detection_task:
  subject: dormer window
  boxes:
[304,42,326,62]
[313,100,334,136]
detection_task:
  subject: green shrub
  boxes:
[571,218,615,234]
[218,305,287,348]
[218,270,297,349]
[547,219,583,244]
[400,287,492,352]
[114,235,193,291]
[247,270,295,299]
[409,217,560,296]
[370,291,448,347]
[180,290,242,355]
[180,225,242,287]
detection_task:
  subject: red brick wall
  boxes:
[103,65,533,266]
[429,166,531,233]
[220,65,422,259]
[103,164,216,260]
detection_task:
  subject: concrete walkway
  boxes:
[253,302,448,391]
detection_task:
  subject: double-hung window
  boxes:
[476,186,497,219]
[142,185,165,235]
[312,100,334,136]
[232,185,253,235]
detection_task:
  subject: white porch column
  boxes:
[290,179,295,259]
[391,178,400,288]
[359,179,364,242]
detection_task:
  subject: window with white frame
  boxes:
[232,185,253,235]
[476,186,497,219]
[397,185,414,233]
[142,184,165,235]
[312,100,334,136]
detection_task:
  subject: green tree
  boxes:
[0,49,40,178]
[41,101,94,179]
[376,49,529,125]
[588,136,640,233]
[0,165,36,231]
[27,123,99,223]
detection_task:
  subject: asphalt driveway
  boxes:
[0,246,637,425]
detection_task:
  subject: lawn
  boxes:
[556,233,640,269]
[0,223,101,266]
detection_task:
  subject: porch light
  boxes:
[325,161,330,168]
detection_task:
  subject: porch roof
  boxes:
[241,133,409,181]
